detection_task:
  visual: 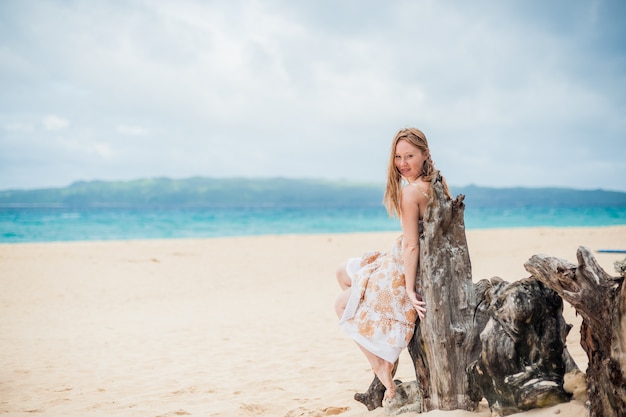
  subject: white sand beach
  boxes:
[1,226,625,417]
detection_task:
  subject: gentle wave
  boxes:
[1,205,626,243]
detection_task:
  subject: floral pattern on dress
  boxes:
[340,235,418,361]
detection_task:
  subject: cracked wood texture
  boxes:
[409,171,478,411]
[466,276,574,416]
[525,248,626,417]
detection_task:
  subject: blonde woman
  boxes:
[335,127,450,401]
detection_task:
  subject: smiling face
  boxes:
[394,139,428,182]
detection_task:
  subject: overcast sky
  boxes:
[1,0,625,191]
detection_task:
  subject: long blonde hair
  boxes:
[383,127,450,217]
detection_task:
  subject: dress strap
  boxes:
[409,182,429,199]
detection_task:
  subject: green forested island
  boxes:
[1,177,625,208]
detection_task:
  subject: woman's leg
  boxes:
[335,287,350,319]
[336,260,395,397]
[335,261,352,318]
[336,261,351,290]
[356,344,396,399]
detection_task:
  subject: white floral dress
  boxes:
[339,232,419,363]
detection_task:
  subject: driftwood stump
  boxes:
[354,172,576,416]
[525,248,626,417]
[466,276,576,416]
[408,172,478,411]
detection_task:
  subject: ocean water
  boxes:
[1,205,626,243]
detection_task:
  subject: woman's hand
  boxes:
[407,290,426,320]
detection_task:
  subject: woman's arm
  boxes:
[400,186,427,320]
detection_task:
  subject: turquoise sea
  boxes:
[1,205,626,243]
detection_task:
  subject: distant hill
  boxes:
[0,177,382,208]
[0,177,625,208]
[452,185,626,208]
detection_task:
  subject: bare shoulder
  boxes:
[403,181,430,204]
[400,183,420,203]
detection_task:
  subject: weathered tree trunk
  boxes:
[466,277,575,416]
[409,171,479,411]
[525,247,626,417]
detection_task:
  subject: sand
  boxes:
[1,226,625,417]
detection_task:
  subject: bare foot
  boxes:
[372,359,396,400]
[355,344,397,405]
[383,385,395,402]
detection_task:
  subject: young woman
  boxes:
[335,127,448,401]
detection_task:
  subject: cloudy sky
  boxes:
[1,0,625,191]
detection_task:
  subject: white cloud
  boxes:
[3,122,35,132]
[116,125,149,136]
[93,143,113,158]
[59,135,114,159]
[42,115,69,131]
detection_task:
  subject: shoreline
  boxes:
[1,226,625,416]
[2,223,626,246]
